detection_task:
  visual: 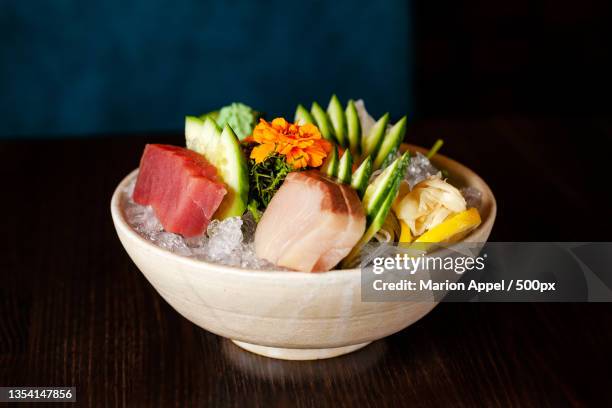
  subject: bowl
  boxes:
[110,144,496,360]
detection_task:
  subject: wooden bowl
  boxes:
[110,144,496,360]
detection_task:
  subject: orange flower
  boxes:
[245,118,332,168]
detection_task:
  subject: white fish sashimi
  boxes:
[254,171,366,272]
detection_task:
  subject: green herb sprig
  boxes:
[247,154,294,220]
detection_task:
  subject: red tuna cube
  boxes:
[133,144,226,237]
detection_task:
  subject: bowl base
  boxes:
[231,340,371,360]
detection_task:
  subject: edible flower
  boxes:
[245,118,332,168]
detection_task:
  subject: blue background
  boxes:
[0,1,412,138]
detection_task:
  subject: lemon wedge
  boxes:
[414,208,481,246]
[399,220,413,243]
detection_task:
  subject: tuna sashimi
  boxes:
[133,144,226,237]
[254,171,366,272]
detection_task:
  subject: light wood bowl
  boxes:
[110,144,496,360]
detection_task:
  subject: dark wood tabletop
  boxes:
[1,116,611,407]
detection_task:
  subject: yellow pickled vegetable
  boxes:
[414,208,481,247]
[399,220,413,243]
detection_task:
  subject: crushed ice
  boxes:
[369,152,440,188]
[406,152,441,189]
[460,186,483,210]
[404,153,482,209]
[122,179,283,270]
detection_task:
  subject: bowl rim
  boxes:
[110,144,497,279]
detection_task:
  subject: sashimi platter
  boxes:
[111,96,496,359]
[122,97,484,271]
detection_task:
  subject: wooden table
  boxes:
[1,117,610,406]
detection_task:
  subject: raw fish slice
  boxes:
[133,144,226,237]
[254,171,366,272]
[255,172,342,269]
[313,183,366,271]
[286,171,361,271]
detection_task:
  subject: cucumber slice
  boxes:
[199,110,219,122]
[311,102,336,143]
[185,117,249,219]
[373,116,407,170]
[337,150,353,184]
[186,115,221,153]
[351,156,372,198]
[341,177,402,268]
[380,147,399,170]
[361,113,389,159]
[345,99,361,156]
[341,153,410,267]
[294,104,314,125]
[362,152,409,222]
[186,115,206,142]
[327,94,347,147]
[321,145,339,177]
[214,125,249,218]
[361,154,400,216]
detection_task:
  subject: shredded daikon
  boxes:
[375,229,391,243]
[354,99,376,137]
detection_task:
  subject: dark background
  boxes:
[413,0,611,118]
[1,0,411,137]
[3,1,610,137]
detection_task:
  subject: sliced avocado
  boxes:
[345,99,361,156]
[295,104,315,125]
[361,113,389,159]
[337,149,353,184]
[311,102,336,143]
[321,145,339,177]
[350,156,372,198]
[373,116,407,170]
[327,94,347,147]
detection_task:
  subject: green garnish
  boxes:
[247,154,295,217]
[201,103,261,141]
[427,139,444,159]
[247,199,262,222]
